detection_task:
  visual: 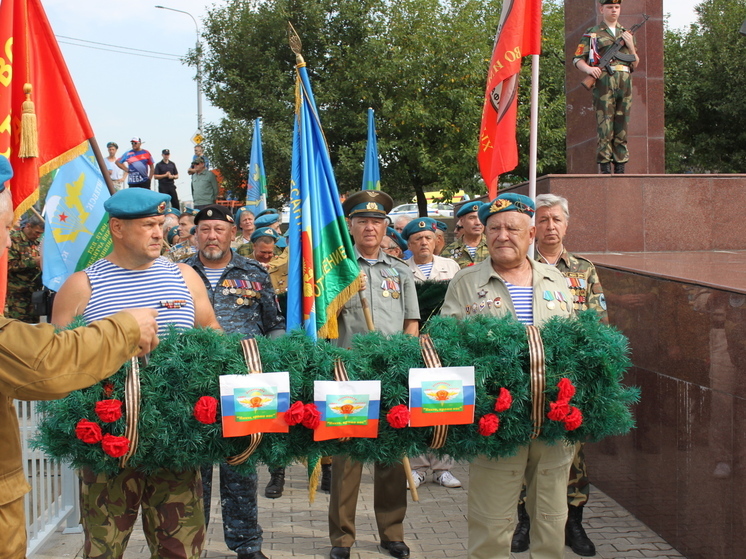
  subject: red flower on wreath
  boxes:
[101,434,130,458]
[302,403,321,429]
[285,401,305,426]
[102,382,115,398]
[556,378,576,401]
[95,399,123,423]
[563,406,583,431]
[193,396,219,424]
[75,419,102,444]
[386,405,410,429]
[547,400,570,421]
[494,388,512,413]
[478,414,499,436]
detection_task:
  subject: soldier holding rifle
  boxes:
[574,0,642,175]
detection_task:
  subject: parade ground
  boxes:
[34,461,685,559]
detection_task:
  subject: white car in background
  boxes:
[388,203,454,219]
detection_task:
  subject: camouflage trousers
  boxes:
[517,442,589,508]
[593,71,633,164]
[201,463,262,554]
[80,467,205,559]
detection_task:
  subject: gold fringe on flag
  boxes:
[317,276,362,340]
[19,84,39,158]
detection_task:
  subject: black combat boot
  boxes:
[265,467,285,499]
[614,162,626,174]
[511,502,530,553]
[599,162,612,174]
[320,462,332,492]
[565,504,596,556]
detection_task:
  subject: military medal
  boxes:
[392,292,400,299]
[477,289,487,298]
[236,297,245,305]
[382,290,390,297]
[493,297,502,308]
[547,301,556,310]
[222,288,230,296]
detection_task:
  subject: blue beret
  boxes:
[234,206,254,223]
[182,207,199,217]
[166,226,179,245]
[256,208,280,218]
[343,190,393,218]
[0,155,12,192]
[456,201,485,218]
[250,227,280,243]
[478,193,535,225]
[164,206,181,217]
[401,217,439,241]
[104,188,171,219]
[435,220,448,232]
[385,227,408,252]
[255,213,280,227]
[276,235,287,249]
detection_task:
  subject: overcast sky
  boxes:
[40,0,703,204]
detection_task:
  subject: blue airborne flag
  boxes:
[362,108,381,190]
[245,117,268,215]
[286,56,360,340]
[42,143,111,291]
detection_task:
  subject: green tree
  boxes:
[198,0,567,206]
[664,0,746,173]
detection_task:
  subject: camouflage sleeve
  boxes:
[586,263,609,324]
[573,29,592,64]
[7,240,39,273]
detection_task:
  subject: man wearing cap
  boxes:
[507,193,608,556]
[5,214,44,323]
[381,226,407,260]
[52,188,221,559]
[104,141,126,190]
[116,137,154,189]
[443,201,489,268]
[188,144,210,174]
[250,227,280,266]
[185,205,284,559]
[400,217,461,489]
[0,156,160,559]
[574,0,639,174]
[328,190,420,559]
[190,157,219,209]
[167,209,199,262]
[441,193,576,559]
[433,221,448,256]
[155,149,180,209]
[239,213,284,258]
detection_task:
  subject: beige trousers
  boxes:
[468,440,575,559]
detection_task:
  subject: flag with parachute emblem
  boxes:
[478,0,542,198]
[245,117,268,215]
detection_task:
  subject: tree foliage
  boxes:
[664,0,746,173]
[197,0,567,205]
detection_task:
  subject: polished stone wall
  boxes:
[586,266,746,559]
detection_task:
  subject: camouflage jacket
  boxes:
[573,21,637,70]
[165,241,198,263]
[5,230,42,321]
[442,235,489,269]
[185,252,285,338]
[535,248,608,323]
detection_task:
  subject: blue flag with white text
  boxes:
[246,117,268,214]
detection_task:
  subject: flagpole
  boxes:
[90,136,117,195]
[528,55,539,203]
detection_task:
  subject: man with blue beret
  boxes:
[250,227,279,264]
[328,189,419,559]
[441,192,576,559]
[433,220,448,255]
[255,212,281,232]
[167,208,199,262]
[443,201,489,268]
[381,226,407,259]
[52,187,221,559]
[186,204,284,559]
[0,156,161,558]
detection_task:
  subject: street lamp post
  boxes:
[155,5,203,135]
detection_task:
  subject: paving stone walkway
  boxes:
[33,462,684,559]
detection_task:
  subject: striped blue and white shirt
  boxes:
[416,261,434,280]
[83,257,195,334]
[202,267,225,290]
[505,282,534,325]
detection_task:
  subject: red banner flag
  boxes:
[478,0,542,199]
[0,0,94,218]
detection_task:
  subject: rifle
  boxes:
[581,14,649,91]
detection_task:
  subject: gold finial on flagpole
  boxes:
[288,22,305,65]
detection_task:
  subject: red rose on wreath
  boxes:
[547,400,570,421]
[478,414,499,436]
[302,403,321,429]
[101,434,130,458]
[193,396,219,424]
[557,377,576,401]
[75,419,102,444]
[285,401,305,426]
[494,388,512,413]
[563,406,583,431]
[95,399,123,423]
[386,405,410,429]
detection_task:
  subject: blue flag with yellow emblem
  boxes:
[245,117,268,215]
[42,143,112,291]
[362,108,381,191]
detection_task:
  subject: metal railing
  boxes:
[17,399,81,555]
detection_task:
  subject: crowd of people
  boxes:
[3,142,610,559]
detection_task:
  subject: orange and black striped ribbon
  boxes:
[419,334,449,450]
[120,357,140,468]
[526,325,546,439]
[333,359,351,443]
[226,338,265,465]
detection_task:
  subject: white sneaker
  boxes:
[407,471,425,489]
[434,471,461,488]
